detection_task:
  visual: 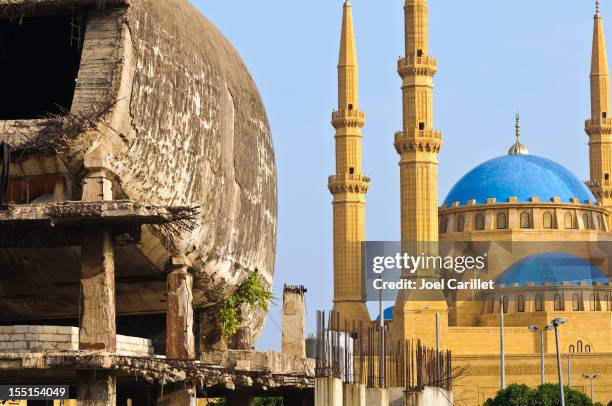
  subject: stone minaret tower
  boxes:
[328,0,371,324]
[586,0,612,209]
[394,0,442,242]
[392,0,447,346]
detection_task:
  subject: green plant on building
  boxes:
[219,271,274,338]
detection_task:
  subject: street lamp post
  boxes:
[567,352,571,387]
[528,324,552,385]
[550,318,567,406]
[582,373,600,401]
[499,295,506,390]
[436,312,441,379]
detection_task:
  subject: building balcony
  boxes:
[397,56,438,77]
[585,118,612,134]
[327,173,370,194]
[331,109,366,128]
[394,130,443,154]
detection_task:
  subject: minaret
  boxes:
[395,0,442,242]
[328,0,370,324]
[392,0,447,346]
[586,0,612,209]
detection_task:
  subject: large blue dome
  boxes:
[443,155,595,206]
[497,252,609,286]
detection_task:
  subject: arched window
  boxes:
[502,296,509,313]
[517,295,525,312]
[543,211,553,229]
[577,340,583,353]
[564,212,573,229]
[569,344,575,353]
[554,293,563,311]
[442,217,449,233]
[583,214,590,230]
[589,293,596,311]
[604,294,610,311]
[496,212,507,229]
[572,293,581,311]
[535,294,544,312]
[585,345,592,353]
[457,215,465,232]
[475,213,485,230]
[519,211,531,228]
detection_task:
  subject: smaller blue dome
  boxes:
[443,155,595,206]
[497,252,609,286]
[375,306,395,321]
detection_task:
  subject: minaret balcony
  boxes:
[585,118,612,135]
[332,109,366,128]
[394,129,442,154]
[327,173,370,195]
[397,56,437,77]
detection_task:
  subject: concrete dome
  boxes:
[443,155,595,206]
[112,0,277,344]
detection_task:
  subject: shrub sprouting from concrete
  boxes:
[220,271,273,338]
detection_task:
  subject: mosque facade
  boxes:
[330,1,612,404]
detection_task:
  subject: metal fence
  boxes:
[315,310,458,392]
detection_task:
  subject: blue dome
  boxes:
[376,306,395,321]
[497,252,609,286]
[443,155,595,206]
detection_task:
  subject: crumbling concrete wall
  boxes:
[0,0,277,347]
[282,286,307,357]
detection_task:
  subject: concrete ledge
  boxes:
[0,352,314,392]
[201,350,315,376]
[0,200,189,225]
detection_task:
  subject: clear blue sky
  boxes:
[191,0,601,350]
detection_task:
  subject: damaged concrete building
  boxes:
[0,0,313,404]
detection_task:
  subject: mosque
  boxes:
[329,0,612,404]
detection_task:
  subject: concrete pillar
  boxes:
[82,142,113,202]
[343,383,365,406]
[79,227,116,351]
[166,258,195,359]
[78,142,117,405]
[226,393,254,406]
[365,388,388,406]
[77,370,116,406]
[79,143,116,351]
[282,285,307,357]
[315,377,343,406]
[157,388,196,406]
[199,308,227,351]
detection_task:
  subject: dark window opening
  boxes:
[606,173,610,181]
[0,14,86,120]
[348,104,353,111]
[349,167,355,175]
[603,112,608,119]
[416,49,423,57]
[418,122,425,131]
[4,176,66,204]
